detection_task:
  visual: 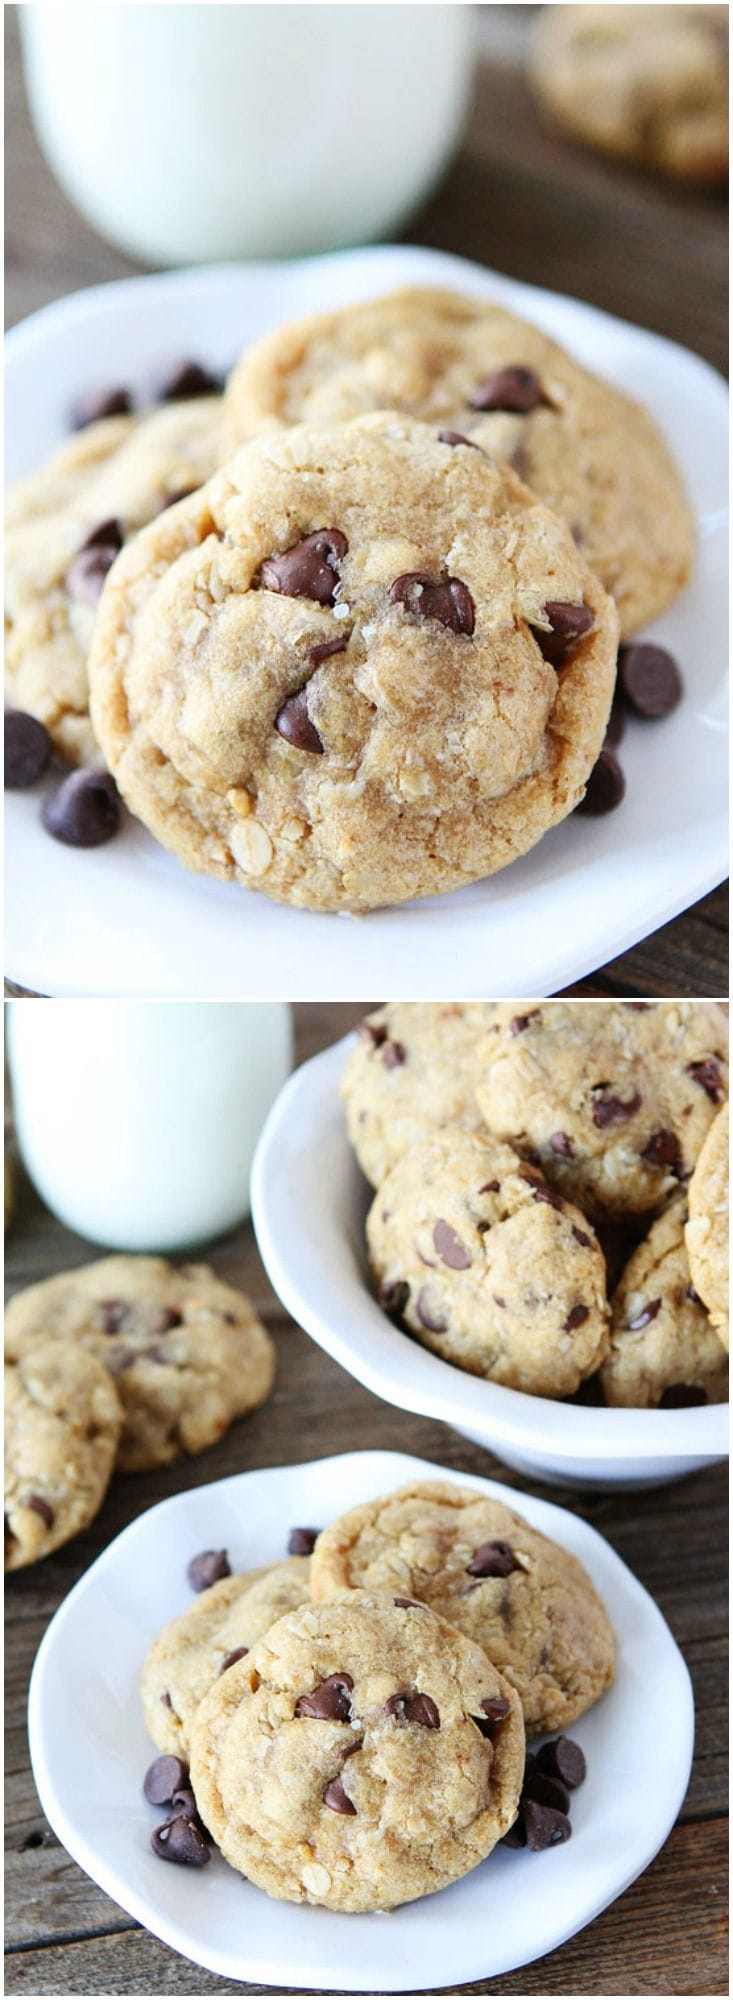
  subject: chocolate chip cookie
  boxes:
[686,1101,729,1351]
[5,1338,122,1569]
[367,1129,609,1397]
[5,1256,274,1473]
[142,1558,312,1755]
[341,1003,495,1187]
[5,398,221,765]
[310,1482,615,1734]
[602,1191,728,1407]
[222,287,693,637]
[477,1002,728,1221]
[87,411,618,912]
[188,1591,524,1910]
[530,5,728,186]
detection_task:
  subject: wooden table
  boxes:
[4,6,728,999]
[5,1003,728,1996]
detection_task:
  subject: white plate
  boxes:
[28,1448,693,1992]
[5,244,728,999]
[250,1037,729,1488]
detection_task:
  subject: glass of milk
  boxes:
[7,1000,292,1253]
[19,4,475,265]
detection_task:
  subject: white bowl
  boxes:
[5,242,727,999]
[28,1449,693,1992]
[250,1037,729,1489]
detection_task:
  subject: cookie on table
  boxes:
[367,1128,610,1398]
[5,398,222,766]
[4,1255,274,1473]
[142,1557,312,1755]
[189,1592,524,1911]
[5,1338,122,1570]
[341,1002,495,1188]
[477,1002,728,1222]
[222,286,693,638]
[602,1191,728,1407]
[87,412,618,913]
[310,1481,615,1734]
[686,1102,729,1351]
[530,5,728,186]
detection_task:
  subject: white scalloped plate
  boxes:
[6,243,727,998]
[28,1450,693,1991]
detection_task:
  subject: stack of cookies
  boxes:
[6,286,694,911]
[342,1001,729,1407]
[4,1255,274,1570]
[140,1478,615,1909]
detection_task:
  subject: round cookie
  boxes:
[686,1101,729,1351]
[5,1337,122,1570]
[530,5,728,187]
[367,1128,609,1397]
[142,1557,312,1755]
[88,412,618,913]
[4,1256,274,1473]
[222,287,693,638]
[310,1481,615,1734]
[341,1003,495,1188]
[5,397,221,765]
[477,1001,729,1222]
[189,1592,524,1911]
[602,1191,728,1407]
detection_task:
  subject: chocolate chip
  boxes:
[42,771,120,848]
[493,1294,507,1309]
[143,1755,188,1806]
[385,1692,440,1729]
[186,1549,231,1592]
[323,1776,357,1814]
[275,688,323,754]
[537,1736,586,1788]
[416,1289,448,1333]
[295,1673,353,1721]
[501,1816,528,1847]
[169,1786,204,1825]
[383,1041,406,1070]
[307,631,351,667]
[156,1307,183,1333]
[479,1180,500,1194]
[219,1647,249,1673]
[641,1129,682,1173]
[472,1696,512,1738]
[4,711,52,789]
[469,365,546,413]
[258,530,347,605]
[161,1692,173,1710]
[532,601,594,666]
[358,1020,388,1047]
[627,1298,661,1331]
[99,1299,130,1333]
[524,1771,570,1814]
[520,1168,564,1210]
[378,1279,410,1319]
[433,1219,472,1270]
[523,1799,572,1850]
[618,642,682,719]
[572,1227,592,1248]
[466,1540,518,1578]
[389,572,475,635]
[659,1383,707,1408]
[575,747,626,815]
[591,1088,642,1129]
[65,518,124,606]
[151,1815,210,1865]
[71,385,133,429]
[437,429,483,451]
[511,1011,539,1034]
[287,1527,321,1556]
[687,1058,724,1103]
[604,696,626,748]
[550,1131,574,1157]
[157,359,222,400]
[393,1595,425,1609]
[28,1495,54,1527]
[564,1304,589,1332]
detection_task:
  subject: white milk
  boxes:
[7,1001,292,1253]
[19,4,474,265]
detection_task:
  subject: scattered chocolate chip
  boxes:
[393,1596,425,1609]
[416,1289,448,1333]
[385,1692,440,1729]
[157,360,222,401]
[186,1549,231,1593]
[295,1673,353,1721]
[618,642,682,718]
[275,687,324,754]
[575,747,626,816]
[469,365,546,413]
[473,1696,512,1738]
[591,1088,642,1129]
[524,1771,570,1814]
[28,1495,54,1527]
[627,1298,661,1331]
[5,711,52,789]
[65,518,124,606]
[71,385,133,429]
[143,1755,188,1806]
[42,770,120,848]
[549,1132,574,1158]
[511,1011,540,1035]
[323,1776,357,1814]
[378,1279,410,1319]
[537,1737,586,1788]
[151,1815,210,1865]
[438,428,483,451]
[466,1540,518,1578]
[383,1041,406,1070]
[258,530,347,604]
[524,1799,572,1850]
[359,1020,388,1047]
[169,1786,203,1825]
[157,485,198,514]
[99,1300,129,1333]
[219,1647,249,1673]
[604,697,626,748]
[532,601,594,666]
[564,1304,589,1332]
[389,572,475,635]
[641,1129,682,1173]
[501,1816,528,1848]
[687,1058,724,1103]
[659,1383,707,1408]
[307,630,351,667]
[433,1219,472,1270]
[287,1527,321,1556]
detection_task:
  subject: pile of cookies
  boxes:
[4,1255,274,1571]
[6,284,694,910]
[140,1478,614,1909]
[342,1001,729,1407]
